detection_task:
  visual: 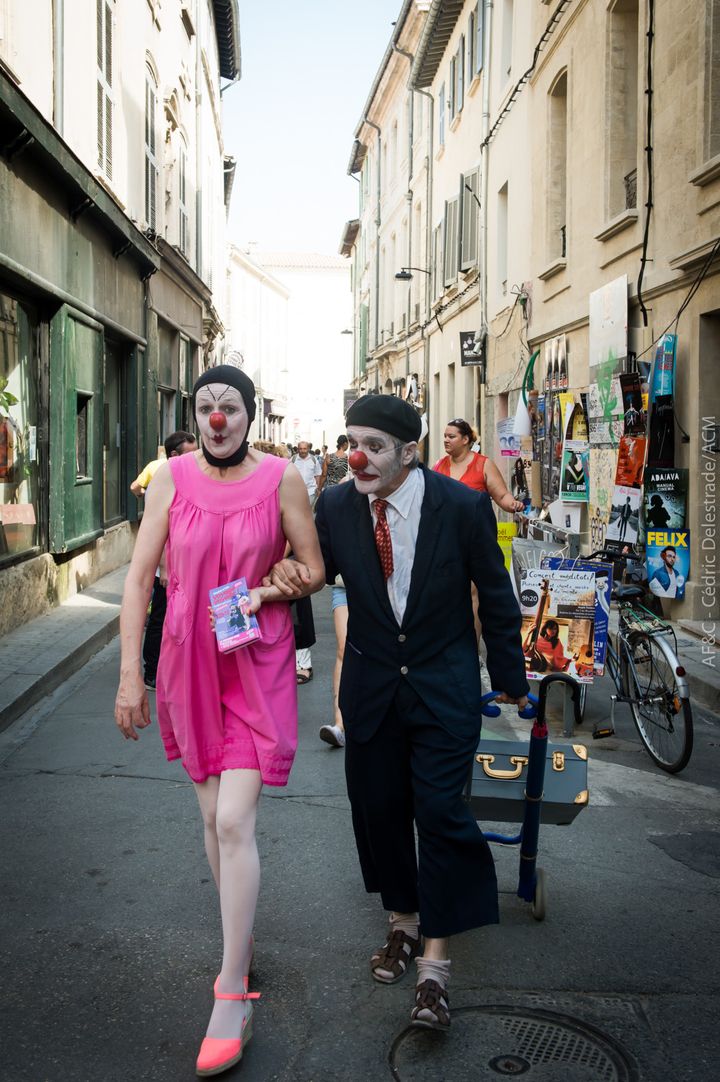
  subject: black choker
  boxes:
[201,440,249,469]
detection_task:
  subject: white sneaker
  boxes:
[319,724,346,748]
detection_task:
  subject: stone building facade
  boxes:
[0,0,240,633]
[344,0,720,621]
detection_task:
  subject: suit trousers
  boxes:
[142,578,167,683]
[344,679,499,939]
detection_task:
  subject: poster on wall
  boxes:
[519,568,596,683]
[646,530,690,600]
[605,485,641,544]
[497,417,520,456]
[588,447,619,551]
[619,373,646,435]
[588,378,624,447]
[650,334,676,401]
[588,274,628,375]
[560,400,590,502]
[614,435,647,489]
[643,467,688,535]
[542,557,613,676]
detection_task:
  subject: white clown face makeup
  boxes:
[195,384,249,459]
[346,425,417,498]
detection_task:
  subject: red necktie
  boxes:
[374,499,394,581]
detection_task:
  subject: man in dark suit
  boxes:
[268,395,528,1031]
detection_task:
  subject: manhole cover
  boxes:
[390,1005,639,1081]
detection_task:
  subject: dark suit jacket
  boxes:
[314,466,529,742]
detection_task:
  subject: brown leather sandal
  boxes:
[410,979,450,1031]
[370,929,421,984]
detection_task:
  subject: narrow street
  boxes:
[1,593,718,1082]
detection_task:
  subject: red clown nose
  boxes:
[349,450,368,471]
[209,411,226,432]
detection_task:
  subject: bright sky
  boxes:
[223,0,401,254]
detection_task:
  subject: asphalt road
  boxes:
[0,589,718,1081]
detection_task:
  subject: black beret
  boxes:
[346,394,421,443]
[192,364,257,424]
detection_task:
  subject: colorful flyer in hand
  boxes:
[209,577,262,653]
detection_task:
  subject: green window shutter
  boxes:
[49,306,104,553]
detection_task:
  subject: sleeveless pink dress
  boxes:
[156,452,297,786]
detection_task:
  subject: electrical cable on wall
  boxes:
[633,236,720,364]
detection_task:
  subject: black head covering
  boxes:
[346,394,422,444]
[192,364,256,467]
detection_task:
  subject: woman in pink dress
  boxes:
[115,365,324,1077]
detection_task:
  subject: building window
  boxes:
[179,142,189,256]
[606,0,639,217]
[76,393,92,479]
[474,2,484,76]
[145,65,158,229]
[457,35,465,114]
[432,222,443,300]
[450,56,457,120]
[443,197,459,286]
[547,71,568,261]
[468,8,476,78]
[0,292,40,562]
[497,182,508,296]
[461,169,480,270]
[103,341,124,525]
[704,0,720,161]
[438,83,446,147]
[96,0,113,179]
[501,0,514,82]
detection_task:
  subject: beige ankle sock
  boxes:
[416,957,451,989]
[390,912,420,938]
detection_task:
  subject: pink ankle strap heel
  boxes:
[195,976,259,1077]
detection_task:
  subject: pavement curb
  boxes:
[0,616,120,734]
[0,564,127,735]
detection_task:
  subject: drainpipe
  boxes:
[53,0,64,135]
[195,20,203,289]
[393,42,415,383]
[364,117,382,391]
[414,86,433,433]
[479,0,494,443]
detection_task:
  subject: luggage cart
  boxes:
[467,673,586,921]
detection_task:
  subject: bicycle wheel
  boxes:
[621,630,693,772]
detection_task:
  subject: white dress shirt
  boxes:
[369,467,425,625]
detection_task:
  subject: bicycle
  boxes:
[579,548,693,773]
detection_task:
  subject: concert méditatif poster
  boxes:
[519,568,596,683]
[542,558,613,677]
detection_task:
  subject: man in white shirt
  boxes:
[292,441,322,506]
[268,394,529,1033]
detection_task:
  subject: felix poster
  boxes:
[646,530,690,600]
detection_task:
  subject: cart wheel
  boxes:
[531,867,547,921]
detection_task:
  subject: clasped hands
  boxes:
[262,558,312,598]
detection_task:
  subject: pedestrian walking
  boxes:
[114,364,324,1077]
[130,430,197,690]
[318,434,351,748]
[266,394,528,1032]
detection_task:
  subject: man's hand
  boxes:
[263,558,312,598]
[495,692,530,711]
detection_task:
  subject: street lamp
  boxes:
[394,267,431,280]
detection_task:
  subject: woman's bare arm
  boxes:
[484,458,524,513]
[114,463,173,740]
[259,465,326,600]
